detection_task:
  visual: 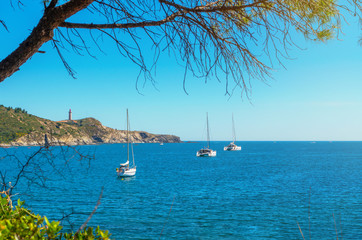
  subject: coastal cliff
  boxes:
[0,106,181,146]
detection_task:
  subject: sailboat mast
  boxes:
[206,112,210,148]
[127,109,129,164]
[232,113,236,143]
[130,110,135,166]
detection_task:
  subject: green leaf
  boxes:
[44,216,50,226]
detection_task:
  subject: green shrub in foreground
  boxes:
[0,196,111,239]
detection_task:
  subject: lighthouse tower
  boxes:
[68,109,72,121]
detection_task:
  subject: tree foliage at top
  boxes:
[0,0,361,96]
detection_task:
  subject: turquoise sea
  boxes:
[2,141,362,239]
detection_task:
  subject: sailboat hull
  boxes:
[196,150,217,157]
[117,167,136,177]
[224,146,241,151]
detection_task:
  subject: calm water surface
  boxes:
[2,142,361,239]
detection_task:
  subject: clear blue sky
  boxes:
[1,2,361,141]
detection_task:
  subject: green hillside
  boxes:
[0,105,181,145]
[0,105,44,143]
[0,105,105,144]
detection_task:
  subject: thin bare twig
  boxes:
[159,195,175,239]
[76,187,104,233]
[297,221,306,240]
[309,186,311,240]
[333,213,339,240]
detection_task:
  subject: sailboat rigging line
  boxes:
[128,111,135,166]
[232,113,236,143]
[131,142,135,166]
[206,112,210,149]
[127,109,129,165]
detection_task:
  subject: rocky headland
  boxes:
[0,106,181,146]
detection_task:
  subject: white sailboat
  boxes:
[224,113,241,151]
[117,109,136,177]
[197,113,217,157]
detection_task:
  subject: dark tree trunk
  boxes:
[0,0,94,83]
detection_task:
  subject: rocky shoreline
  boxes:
[0,130,181,147]
[0,106,181,147]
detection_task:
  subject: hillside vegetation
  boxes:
[0,106,181,146]
[0,106,43,143]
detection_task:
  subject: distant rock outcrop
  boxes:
[0,106,181,146]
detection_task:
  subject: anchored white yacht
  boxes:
[224,113,241,151]
[117,109,136,177]
[197,113,217,157]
